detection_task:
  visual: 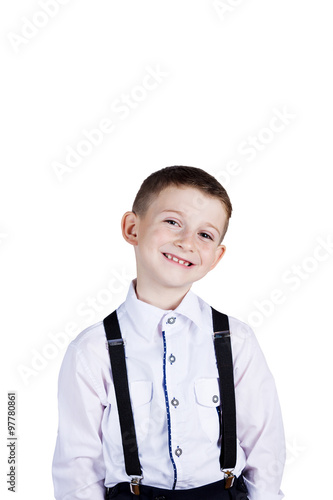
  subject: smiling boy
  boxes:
[52,166,285,500]
[123,183,227,310]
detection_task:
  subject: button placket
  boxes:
[165,316,177,367]
[163,315,185,480]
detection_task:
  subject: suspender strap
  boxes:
[103,310,142,480]
[211,307,237,472]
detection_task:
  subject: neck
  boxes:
[134,277,191,310]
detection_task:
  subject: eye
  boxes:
[164,219,180,226]
[199,232,213,240]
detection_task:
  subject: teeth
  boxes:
[164,253,191,266]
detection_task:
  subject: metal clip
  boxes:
[107,339,125,347]
[214,330,230,339]
[130,476,142,495]
[224,470,235,489]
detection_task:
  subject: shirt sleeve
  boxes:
[233,325,285,500]
[52,343,106,500]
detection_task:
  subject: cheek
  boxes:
[201,246,218,265]
[153,227,171,245]
[140,227,168,249]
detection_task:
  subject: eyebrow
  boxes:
[160,209,221,236]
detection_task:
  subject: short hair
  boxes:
[132,166,232,242]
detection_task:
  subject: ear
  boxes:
[121,211,139,246]
[209,245,226,271]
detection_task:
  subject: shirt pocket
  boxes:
[129,380,153,442]
[194,378,221,443]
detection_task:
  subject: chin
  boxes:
[162,278,194,289]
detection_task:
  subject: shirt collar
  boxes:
[122,279,205,339]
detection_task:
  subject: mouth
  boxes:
[162,252,194,267]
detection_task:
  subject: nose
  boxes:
[174,229,195,252]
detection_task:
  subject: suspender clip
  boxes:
[214,330,230,339]
[130,476,143,495]
[223,469,235,489]
[107,338,125,347]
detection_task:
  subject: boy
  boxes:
[52,166,285,500]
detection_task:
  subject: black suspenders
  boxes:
[211,307,237,488]
[103,311,142,494]
[103,307,237,494]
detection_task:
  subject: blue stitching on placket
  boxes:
[162,329,177,489]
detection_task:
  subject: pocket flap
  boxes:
[129,380,153,408]
[194,378,220,407]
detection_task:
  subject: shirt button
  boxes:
[171,397,179,407]
[175,446,182,457]
[168,354,176,364]
[167,317,176,324]
[212,395,219,403]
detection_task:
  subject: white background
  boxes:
[1,1,332,498]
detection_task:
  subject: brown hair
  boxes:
[132,166,232,242]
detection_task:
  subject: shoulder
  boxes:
[196,293,255,341]
[228,315,255,340]
[198,294,258,355]
[56,319,111,405]
[69,320,106,350]
[64,319,110,372]
[194,295,258,353]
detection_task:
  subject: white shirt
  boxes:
[52,280,285,500]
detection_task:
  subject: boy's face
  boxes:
[122,186,228,295]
